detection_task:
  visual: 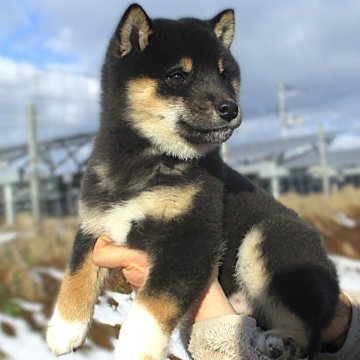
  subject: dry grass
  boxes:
[279,186,360,258]
[0,215,77,307]
[0,214,128,352]
[0,188,359,357]
[0,214,131,306]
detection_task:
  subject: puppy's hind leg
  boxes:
[46,230,109,355]
[236,218,339,359]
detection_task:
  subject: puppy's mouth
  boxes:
[177,117,240,144]
[179,120,231,133]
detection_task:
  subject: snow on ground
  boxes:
[0,255,359,359]
[333,212,358,228]
[0,311,113,360]
[331,255,360,293]
[30,267,64,283]
[0,231,17,245]
[94,291,191,360]
[0,290,190,360]
[93,291,133,327]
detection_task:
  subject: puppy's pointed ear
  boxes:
[117,4,153,57]
[210,9,235,49]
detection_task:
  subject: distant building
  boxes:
[227,133,360,196]
[0,131,359,220]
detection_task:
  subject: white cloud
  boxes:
[0,56,100,146]
[330,134,360,151]
[45,27,75,54]
[0,0,359,148]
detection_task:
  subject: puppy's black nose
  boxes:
[217,100,239,121]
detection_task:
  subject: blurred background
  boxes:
[0,0,359,359]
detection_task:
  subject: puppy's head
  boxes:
[102,4,241,159]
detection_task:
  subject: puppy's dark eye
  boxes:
[166,71,187,86]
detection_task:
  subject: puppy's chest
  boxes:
[79,161,204,245]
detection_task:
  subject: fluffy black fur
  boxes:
[49,4,339,359]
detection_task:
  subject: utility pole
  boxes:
[0,162,18,226]
[4,184,15,225]
[318,122,330,196]
[278,82,288,138]
[27,102,42,229]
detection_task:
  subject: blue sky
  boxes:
[0,2,77,65]
[0,0,360,147]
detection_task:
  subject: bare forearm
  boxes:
[192,279,236,323]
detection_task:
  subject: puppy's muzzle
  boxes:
[217,100,239,122]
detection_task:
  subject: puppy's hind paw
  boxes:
[253,330,301,359]
[46,307,90,356]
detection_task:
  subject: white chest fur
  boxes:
[79,185,199,245]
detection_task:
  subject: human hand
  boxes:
[93,236,352,352]
[93,236,150,290]
[93,236,234,321]
[191,275,236,323]
[321,292,352,351]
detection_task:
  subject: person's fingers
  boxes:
[93,236,149,269]
[123,265,149,290]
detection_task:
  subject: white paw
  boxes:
[46,307,90,355]
[115,302,169,360]
[253,330,300,359]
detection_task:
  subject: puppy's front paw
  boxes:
[253,330,301,359]
[46,307,90,355]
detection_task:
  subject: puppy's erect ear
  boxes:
[210,9,235,49]
[117,4,153,57]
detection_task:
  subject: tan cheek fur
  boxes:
[126,78,212,159]
[126,78,183,148]
[231,80,240,95]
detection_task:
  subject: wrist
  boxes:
[192,279,236,323]
[321,293,352,352]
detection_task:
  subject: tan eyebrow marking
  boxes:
[179,57,193,73]
[218,58,224,74]
[231,79,240,93]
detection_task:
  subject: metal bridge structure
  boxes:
[0,131,96,225]
[0,132,96,177]
[0,129,359,226]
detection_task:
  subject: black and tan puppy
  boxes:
[47,4,339,359]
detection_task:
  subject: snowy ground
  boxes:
[331,255,360,293]
[0,231,17,245]
[0,272,190,360]
[0,255,359,360]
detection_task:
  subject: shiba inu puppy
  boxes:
[47,4,339,359]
